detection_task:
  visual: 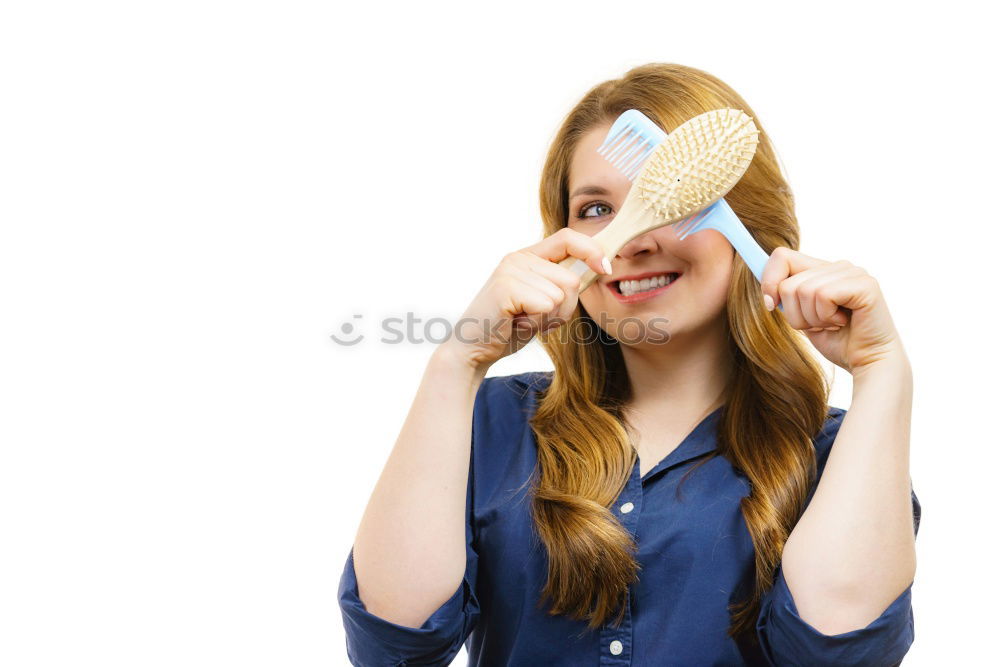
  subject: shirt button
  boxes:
[610,640,623,655]
[620,502,634,514]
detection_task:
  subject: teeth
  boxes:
[618,273,677,296]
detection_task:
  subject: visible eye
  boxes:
[577,202,613,220]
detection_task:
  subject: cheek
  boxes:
[699,244,737,301]
[668,231,734,270]
[667,234,736,305]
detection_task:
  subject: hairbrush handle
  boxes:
[562,256,600,291]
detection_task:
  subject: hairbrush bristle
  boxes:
[634,109,759,222]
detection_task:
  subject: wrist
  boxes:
[431,341,491,386]
[851,349,912,394]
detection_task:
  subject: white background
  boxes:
[1,1,996,664]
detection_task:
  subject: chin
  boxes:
[604,312,675,347]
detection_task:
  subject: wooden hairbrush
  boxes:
[559,108,759,292]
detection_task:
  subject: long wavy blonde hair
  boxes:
[527,63,831,643]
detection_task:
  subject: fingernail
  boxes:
[824,326,840,331]
[763,294,774,311]
[602,257,613,275]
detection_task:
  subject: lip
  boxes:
[607,270,683,304]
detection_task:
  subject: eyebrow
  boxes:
[568,185,611,200]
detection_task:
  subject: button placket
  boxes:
[599,461,642,665]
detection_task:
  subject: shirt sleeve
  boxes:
[754,407,922,666]
[336,385,486,667]
[337,528,480,666]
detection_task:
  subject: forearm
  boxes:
[780,352,917,635]
[352,343,487,628]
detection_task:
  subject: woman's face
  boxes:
[567,122,736,346]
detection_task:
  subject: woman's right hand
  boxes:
[438,227,611,374]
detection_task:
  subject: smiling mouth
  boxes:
[612,272,681,297]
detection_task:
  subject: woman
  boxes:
[338,63,920,665]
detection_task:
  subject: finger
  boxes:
[509,275,560,333]
[798,264,857,328]
[552,288,579,327]
[497,254,567,332]
[789,263,852,328]
[813,273,877,323]
[503,275,557,320]
[797,289,823,330]
[507,259,574,329]
[508,257,567,305]
[760,246,831,311]
[530,227,610,276]
[521,251,585,295]
[775,275,808,329]
[521,254,582,323]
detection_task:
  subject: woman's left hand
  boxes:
[760,247,906,375]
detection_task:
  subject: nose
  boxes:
[616,231,658,260]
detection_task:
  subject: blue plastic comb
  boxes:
[600,109,782,311]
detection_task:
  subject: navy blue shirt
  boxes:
[339,371,921,666]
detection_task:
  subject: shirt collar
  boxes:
[641,405,723,482]
[514,372,723,478]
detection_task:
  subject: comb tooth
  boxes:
[622,157,640,180]
[599,135,621,159]
[597,131,616,155]
[612,137,646,171]
[606,127,638,161]
[599,129,625,159]
[605,137,632,164]
[599,123,633,157]
[679,217,700,241]
[629,143,659,178]
[626,152,652,180]
[620,142,653,176]
[614,132,642,164]
[635,155,655,179]
[601,111,639,155]
[626,161,645,181]
[673,213,697,238]
[677,208,710,239]
[610,136,640,165]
